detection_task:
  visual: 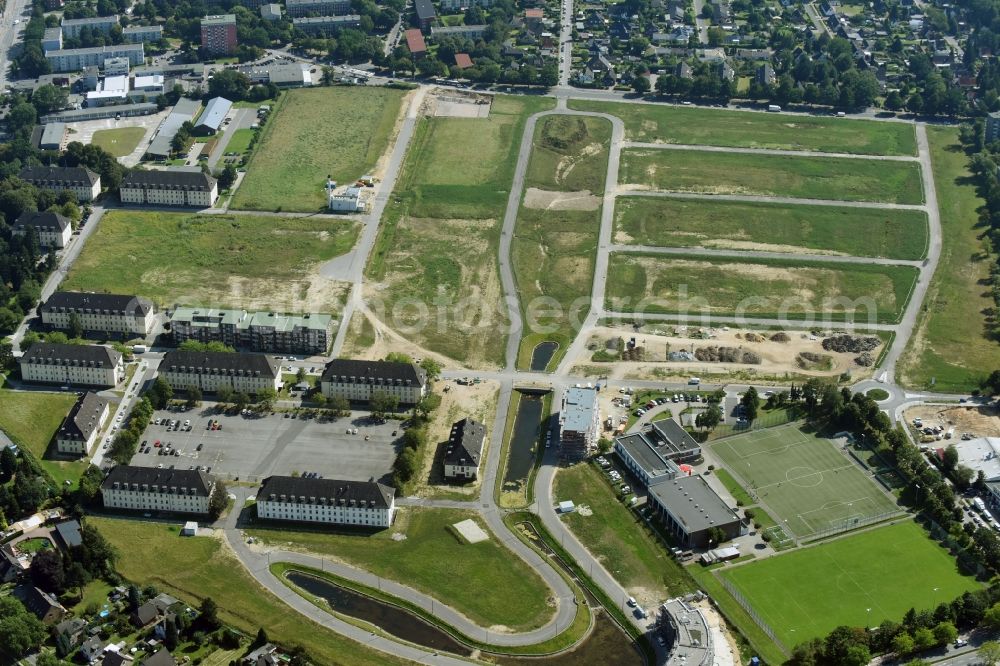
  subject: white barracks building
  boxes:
[101,465,217,515]
[19,343,124,388]
[158,350,281,395]
[40,291,156,337]
[56,391,109,455]
[257,476,396,528]
[320,359,428,405]
[119,169,218,207]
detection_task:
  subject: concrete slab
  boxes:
[452,518,489,543]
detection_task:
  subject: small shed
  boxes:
[180,521,198,537]
[557,500,575,513]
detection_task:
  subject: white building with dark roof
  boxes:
[158,350,281,394]
[257,475,396,527]
[12,211,71,248]
[19,343,124,388]
[18,165,101,201]
[320,359,428,405]
[443,418,485,480]
[41,291,156,337]
[56,391,109,455]
[101,465,218,515]
[119,169,218,207]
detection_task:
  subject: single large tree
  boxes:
[741,387,760,423]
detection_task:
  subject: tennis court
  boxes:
[710,424,900,538]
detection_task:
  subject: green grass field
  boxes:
[606,254,918,323]
[619,149,925,204]
[64,210,358,314]
[246,508,553,632]
[90,127,146,157]
[525,115,612,193]
[899,128,1000,391]
[614,196,928,261]
[389,95,554,219]
[0,389,84,486]
[720,520,981,646]
[710,424,900,537]
[567,100,917,155]
[553,462,694,603]
[223,128,255,155]
[232,87,405,212]
[90,517,408,666]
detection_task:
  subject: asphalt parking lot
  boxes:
[129,405,401,484]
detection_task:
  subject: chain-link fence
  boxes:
[719,576,788,654]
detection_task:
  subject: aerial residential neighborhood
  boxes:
[4,0,1000,662]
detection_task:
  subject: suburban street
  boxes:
[0,0,29,90]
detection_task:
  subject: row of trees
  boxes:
[108,398,155,464]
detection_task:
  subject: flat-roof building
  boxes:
[42,102,157,123]
[238,62,313,86]
[286,0,351,16]
[261,3,282,20]
[646,475,745,548]
[201,14,237,55]
[56,391,109,456]
[39,122,66,150]
[119,168,218,207]
[614,431,681,487]
[320,359,428,406]
[559,387,599,461]
[122,24,163,43]
[61,15,119,40]
[292,15,361,32]
[45,43,143,73]
[430,24,487,40]
[85,74,129,106]
[170,307,332,355]
[40,291,156,337]
[257,476,396,528]
[42,27,62,52]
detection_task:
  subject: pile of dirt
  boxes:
[694,346,761,364]
[541,116,588,151]
[822,334,881,353]
[797,352,832,370]
[855,352,875,367]
[744,332,764,343]
[770,332,790,343]
[622,347,646,361]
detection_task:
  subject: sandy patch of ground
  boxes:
[702,239,849,256]
[573,323,880,381]
[367,87,419,183]
[341,308,455,369]
[523,187,602,211]
[415,378,500,499]
[903,403,1000,439]
[692,599,739,666]
[628,256,820,303]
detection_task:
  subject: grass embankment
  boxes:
[362,95,554,367]
[64,211,359,313]
[899,127,1000,391]
[614,196,928,261]
[553,463,694,602]
[232,86,405,212]
[606,254,918,323]
[567,99,917,155]
[0,390,84,486]
[246,508,553,632]
[90,127,147,157]
[719,520,982,647]
[89,517,410,666]
[513,115,611,369]
[619,149,925,204]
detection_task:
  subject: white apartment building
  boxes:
[11,211,72,248]
[285,0,351,16]
[443,418,485,480]
[320,359,428,405]
[122,24,163,43]
[559,387,599,461]
[45,43,144,73]
[101,466,216,515]
[56,392,109,456]
[61,15,118,39]
[41,291,156,337]
[18,166,100,202]
[158,350,281,395]
[19,343,124,388]
[119,169,218,207]
[440,0,492,12]
[257,476,396,528]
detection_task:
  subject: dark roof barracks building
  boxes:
[41,291,156,338]
[158,350,281,395]
[102,465,217,515]
[12,211,72,248]
[56,391,109,456]
[320,359,428,405]
[615,418,744,548]
[19,342,124,388]
[443,418,485,480]
[257,476,396,528]
[120,169,218,208]
[18,165,101,201]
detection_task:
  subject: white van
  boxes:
[688,377,701,385]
